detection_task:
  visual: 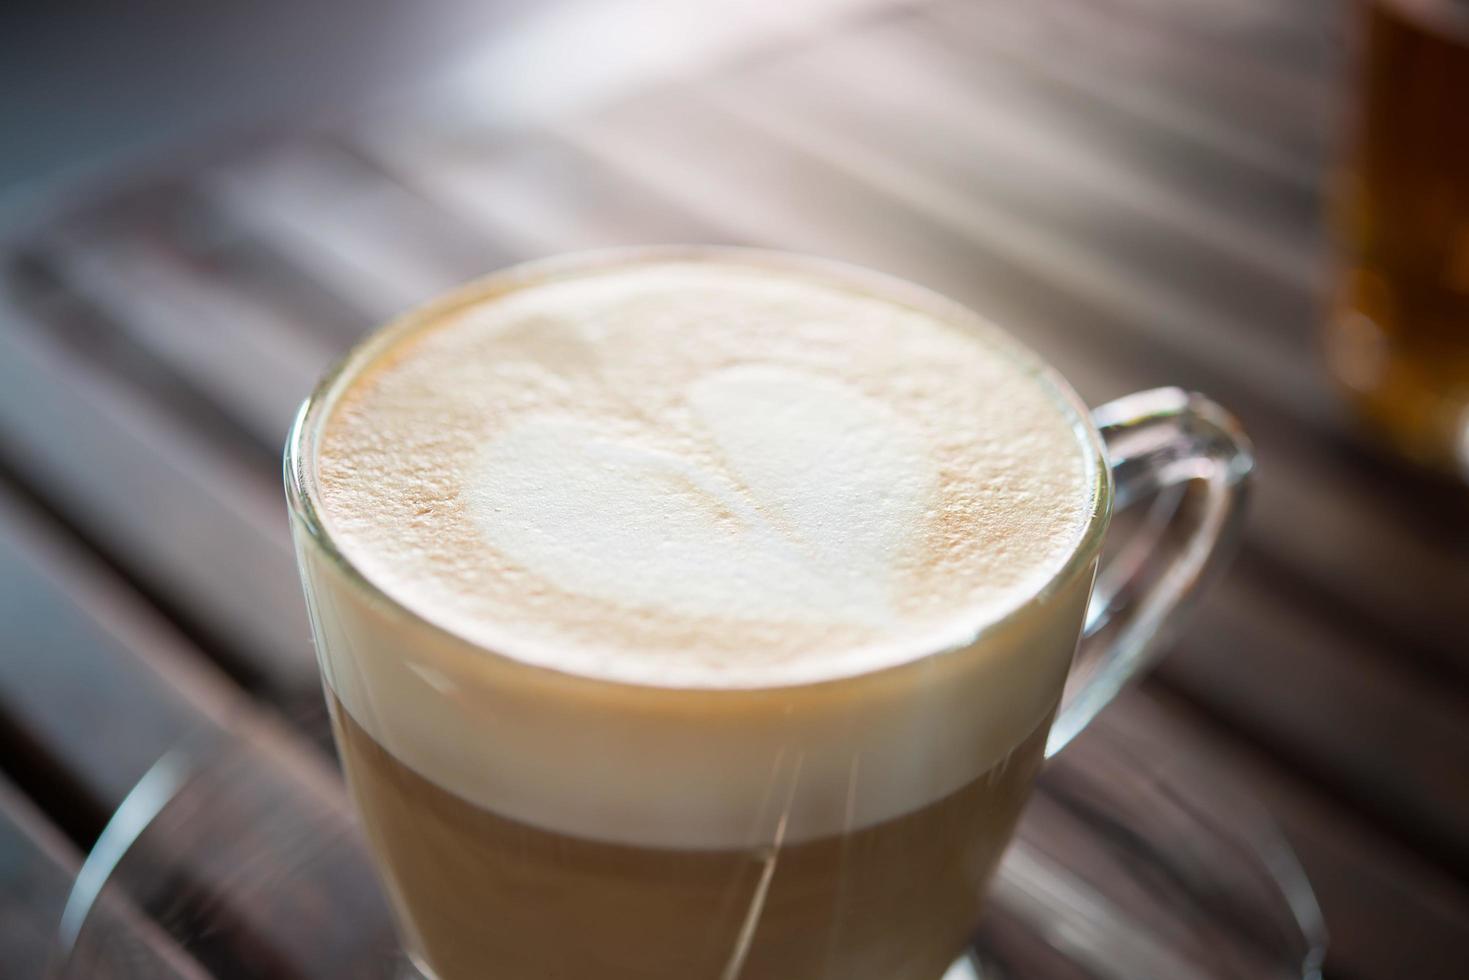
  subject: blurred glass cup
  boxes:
[1326,0,1469,477]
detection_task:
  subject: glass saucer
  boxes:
[47,706,1325,980]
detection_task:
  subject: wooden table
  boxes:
[1,0,1465,977]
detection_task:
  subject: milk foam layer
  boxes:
[298,250,1104,847]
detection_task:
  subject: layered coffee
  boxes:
[294,251,1102,979]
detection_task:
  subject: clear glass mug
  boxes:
[283,248,1254,980]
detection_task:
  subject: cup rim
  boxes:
[283,245,1114,695]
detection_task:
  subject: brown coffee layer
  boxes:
[331,689,1049,980]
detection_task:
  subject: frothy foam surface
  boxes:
[316,257,1094,687]
[300,252,1103,847]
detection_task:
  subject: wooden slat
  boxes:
[203,138,512,323]
[36,215,340,452]
[0,476,231,769]
[725,19,1319,309]
[0,775,212,980]
[0,286,313,698]
[0,484,396,978]
[922,0,1330,191]
[1240,449,1469,687]
[1101,686,1469,980]
[958,0,1334,162]
[354,128,722,256]
[133,182,376,347]
[974,914,1099,980]
[0,499,227,814]
[1168,567,1469,877]
[1007,780,1299,978]
[1046,0,1343,74]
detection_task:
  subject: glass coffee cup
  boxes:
[284,247,1252,980]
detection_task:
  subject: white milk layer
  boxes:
[299,250,1103,848]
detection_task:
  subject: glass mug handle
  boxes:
[1046,388,1254,757]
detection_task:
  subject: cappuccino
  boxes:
[293,250,1104,979]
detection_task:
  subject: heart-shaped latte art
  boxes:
[463,365,937,628]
